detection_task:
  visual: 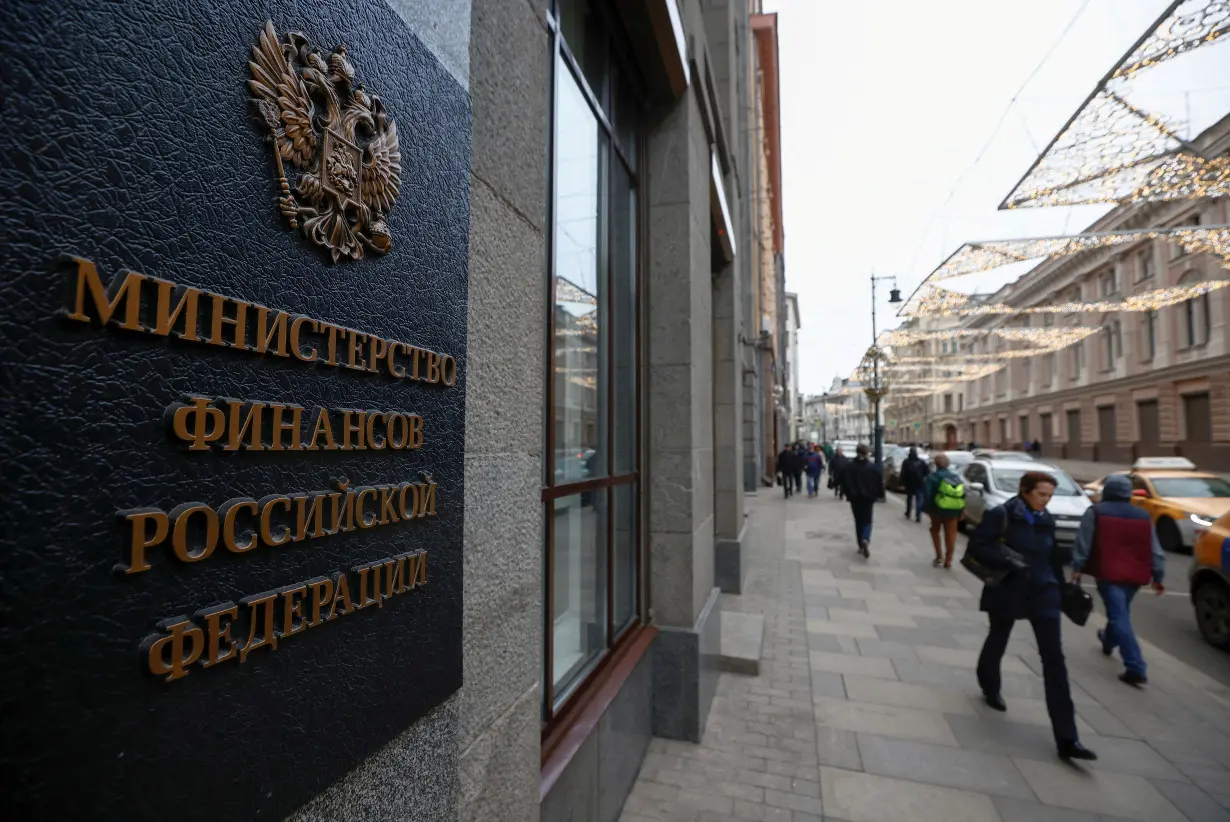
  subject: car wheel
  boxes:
[1157,518,1184,554]
[1193,580,1230,650]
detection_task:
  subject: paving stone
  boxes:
[812,696,957,746]
[990,796,1113,822]
[1013,757,1187,822]
[864,601,952,620]
[873,626,967,649]
[914,645,1033,676]
[944,713,1065,759]
[805,620,880,640]
[853,638,918,662]
[820,767,1001,822]
[720,611,765,676]
[967,694,1096,736]
[1147,778,1230,822]
[814,726,862,770]
[809,651,897,679]
[826,609,918,628]
[1085,737,1188,782]
[856,733,1035,799]
[843,675,976,715]
[1074,704,1139,739]
[913,585,976,598]
[810,671,848,699]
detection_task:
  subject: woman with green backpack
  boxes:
[923,453,965,568]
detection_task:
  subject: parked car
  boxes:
[972,449,1035,461]
[927,450,973,476]
[1189,510,1230,649]
[962,459,1090,546]
[833,440,859,456]
[1084,457,1230,553]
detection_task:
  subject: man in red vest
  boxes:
[1071,475,1165,686]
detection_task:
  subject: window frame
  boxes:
[542,0,647,737]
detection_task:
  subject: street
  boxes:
[884,489,1230,692]
[620,488,1230,822]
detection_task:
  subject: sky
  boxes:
[766,0,1230,395]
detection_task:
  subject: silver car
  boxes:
[961,459,1091,545]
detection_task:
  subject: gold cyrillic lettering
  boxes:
[289,315,317,362]
[238,590,279,662]
[355,487,377,528]
[353,564,375,609]
[379,484,399,525]
[424,350,441,383]
[307,407,337,451]
[280,584,308,638]
[404,551,427,588]
[269,403,303,451]
[328,480,357,533]
[207,293,249,349]
[365,412,387,449]
[225,400,266,451]
[319,321,341,366]
[259,495,292,547]
[387,413,408,449]
[340,410,366,450]
[198,603,240,667]
[344,329,368,370]
[441,355,458,386]
[409,346,424,380]
[307,576,334,627]
[253,306,289,356]
[170,502,219,563]
[219,498,259,553]
[152,279,201,341]
[414,478,437,518]
[65,258,147,331]
[406,414,424,449]
[386,341,407,378]
[368,336,388,374]
[382,558,399,598]
[398,482,419,520]
[327,572,354,619]
[293,493,326,541]
[170,396,225,451]
[143,617,204,682]
[122,508,169,574]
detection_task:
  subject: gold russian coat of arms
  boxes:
[249,22,401,262]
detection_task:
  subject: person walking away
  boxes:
[830,449,849,499]
[967,472,1097,762]
[923,454,964,567]
[791,443,806,495]
[900,447,929,523]
[840,444,884,557]
[1070,475,1165,687]
[776,446,795,499]
[804,447,825,498]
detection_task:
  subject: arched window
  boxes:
[1178,270,1209,348]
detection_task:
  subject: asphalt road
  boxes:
[886,490,1230,689]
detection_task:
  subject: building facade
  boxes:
[957,117,1230,468]
[784,291,802,441]
[0,1,786,821]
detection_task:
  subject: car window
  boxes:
[1128,474,1149,493]
[964,464,985,484]
[1150,477,1230,498]
[990,468,1081,496]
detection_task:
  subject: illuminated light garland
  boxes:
[1001,0,1230,209]
[882,326,1100,350]
[907,279,1230,317]
[1112,0,1230,81]
[923,226,1230,283]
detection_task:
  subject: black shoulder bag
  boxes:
[960,510,1026,587]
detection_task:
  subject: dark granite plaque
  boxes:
[0,2,469,819]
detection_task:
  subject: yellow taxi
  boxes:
[1083,458,1230,553]
[1190,512,1230,648]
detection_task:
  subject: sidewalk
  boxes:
[618,490,1230,822]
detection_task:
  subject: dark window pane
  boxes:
[552,490,608,705]
[557,0,608,108]
[613,483,636,633]
[553,58,608,484]
[612,67,638,169]
[612,163,637,474]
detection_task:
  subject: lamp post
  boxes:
[868,274,903,474]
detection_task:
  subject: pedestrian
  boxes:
[900,447,929,523]
[1070,474,1166,687]
[840,443,883,557]
[791,443,805,495]
[967,471,1097,762]
[923,453,964,568]
[804,446,825,498]
[1031,438,1042,457]
[775,446,795,499]
[830,448,849,499]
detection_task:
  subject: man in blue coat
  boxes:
[1071,474,1165,687]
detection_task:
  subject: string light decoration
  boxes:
[908,279,1230,317]
[881,326,1100,350]
[855,345,892,402]
[1001,0,1230,209]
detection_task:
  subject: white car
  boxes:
[960,459,1091,546]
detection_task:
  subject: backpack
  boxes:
[935,476,966,511]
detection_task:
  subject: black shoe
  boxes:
[1096,629,1113,657]
[1119,671,1148,687]
[1058,740,1098,761]
[984,693,1007,712]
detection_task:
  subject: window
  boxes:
[1043,353,1055,386]
[1178,272,1209,348]
[943,394,953,413]
[1070,341,1083,380]
[1142,310,1157,361]
[958,393,964,412]
[1137,251,1154,282]
[1099,269,1117,297]
[1102,320,1121,368]
[544,0,641,721]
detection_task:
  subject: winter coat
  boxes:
[900,455,929,491]
[804,452,824,477]
[775,450,795,476]
[1071,474,1164,585]
[840,457,884,503]
[829,453,849,478]
[968,496,1069,620]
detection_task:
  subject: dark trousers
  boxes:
[904,487,924,520]
[781,474,792,498]
[977,614,1078,743]
[792,471,803,493]
[849,499,874,543]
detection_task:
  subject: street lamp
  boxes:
[868,274,903,474]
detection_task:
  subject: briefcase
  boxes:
[1061,580,1094,626]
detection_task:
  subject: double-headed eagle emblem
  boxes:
[249,22,401,262]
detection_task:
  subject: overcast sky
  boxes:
[766,0,1230,395]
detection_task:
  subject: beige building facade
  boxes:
[954,117,1230,468]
